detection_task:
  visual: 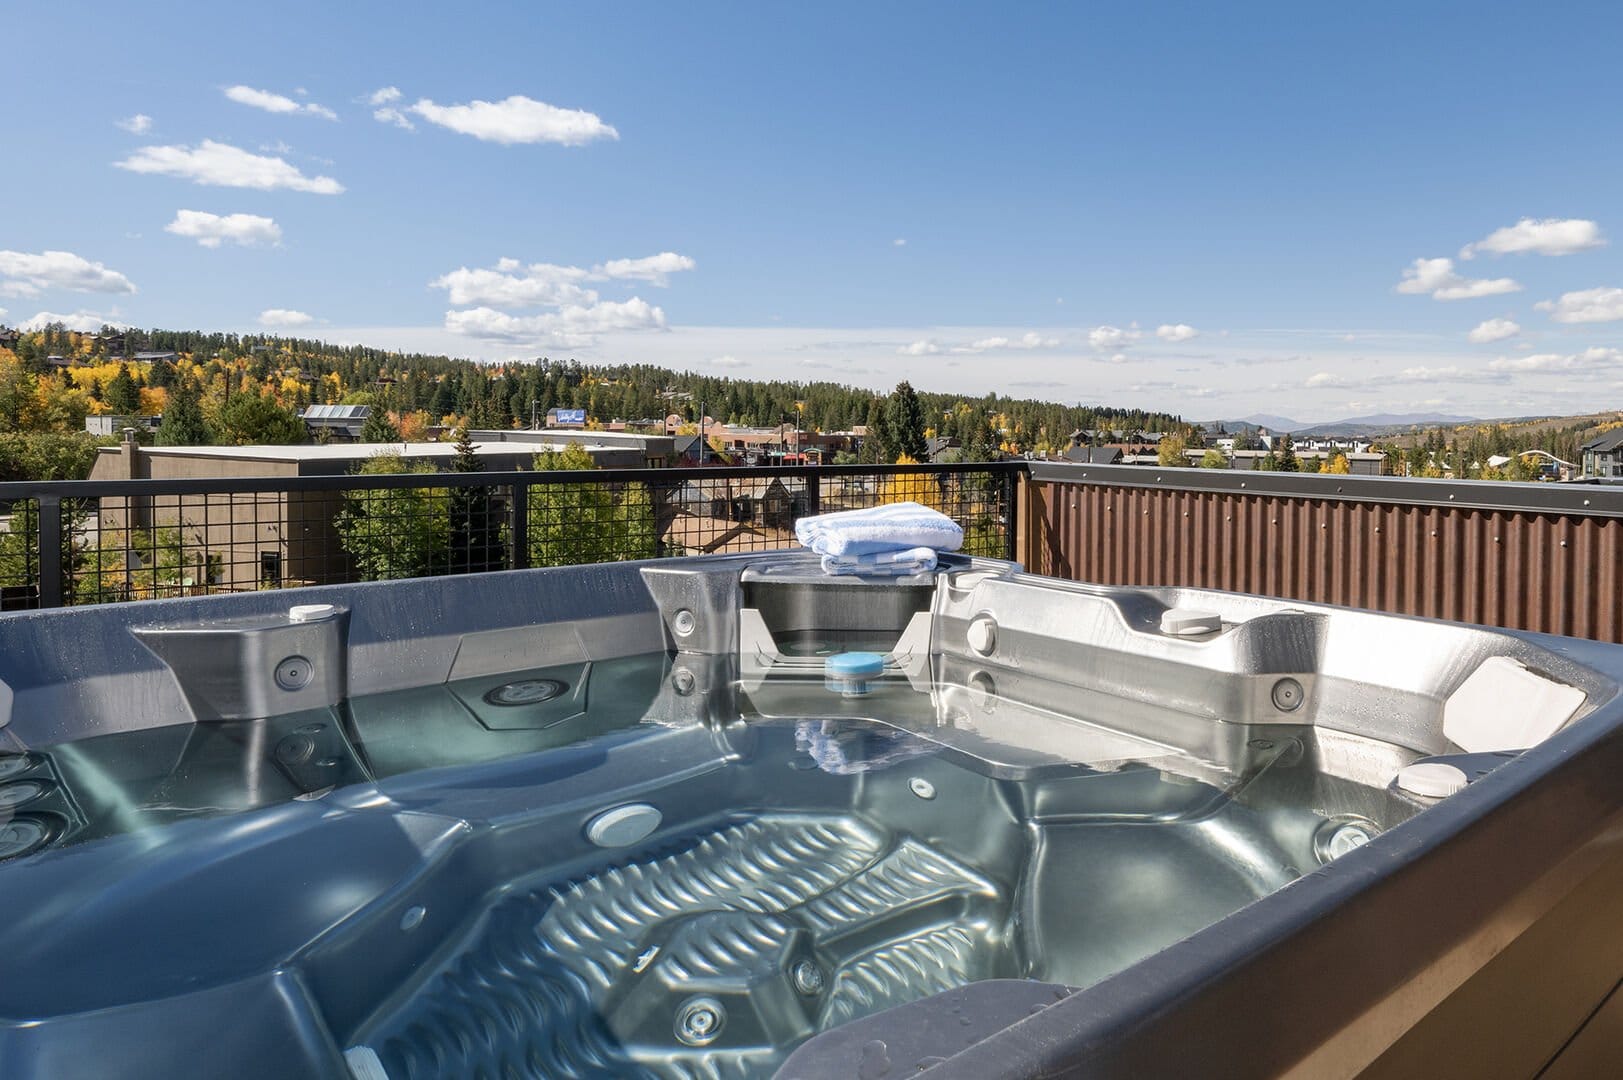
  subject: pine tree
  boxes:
[156,379,213,446]
[105,363,140,415]
[360,405,401,443]
[447,425,503,574]
[1276,432,1300,472]
[881,382,928,462]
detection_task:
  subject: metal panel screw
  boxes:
[909,776,937,800]
[671,669,696,695]
[792,959,825,995]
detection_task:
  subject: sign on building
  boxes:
[549,408,588,427]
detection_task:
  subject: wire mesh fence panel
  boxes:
[0,464,1021,607]
[523,476,658,566]
[0,498,42,610]
[650,473,808,557]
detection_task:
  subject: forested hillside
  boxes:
[0,323,1187,479]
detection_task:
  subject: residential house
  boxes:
[1581,430,1623,479]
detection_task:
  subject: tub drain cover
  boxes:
[483,678,568,706]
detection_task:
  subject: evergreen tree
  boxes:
[360,405,401,442]
[156,379,213,446]
[1276,432,1300,472]
[864,398,887,463]
[105,363,140,415]
[216,393,305,445]
[146,355,177,389]
[880,382,928,462]
[447,426,503,574]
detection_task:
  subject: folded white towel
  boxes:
[794,501,964,557]
[820,546,938,577]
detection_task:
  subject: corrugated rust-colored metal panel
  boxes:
[1023,479,1623,643]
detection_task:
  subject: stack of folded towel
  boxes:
[793,501,964,576]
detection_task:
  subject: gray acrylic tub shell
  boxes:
[0,552,1619,1078]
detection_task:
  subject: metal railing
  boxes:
[0,462,1022,609]
[6,456,1621,644]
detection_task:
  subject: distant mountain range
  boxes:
[1204,412,1482,437]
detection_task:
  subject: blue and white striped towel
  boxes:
[794,502,964,557]
[821,546,938,577]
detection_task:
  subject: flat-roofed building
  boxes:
[86,438,641,592]
[467,428,674,468]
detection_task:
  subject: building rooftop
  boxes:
[1581,430,1623,453]
[301,404,371,421]
[120,441,583,463]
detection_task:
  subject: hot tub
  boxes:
[1,552,1621,1078]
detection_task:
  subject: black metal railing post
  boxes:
[37,495,63,608]
[508,480,530,571]
[1004,468,1020,563]
[806,470,821,518]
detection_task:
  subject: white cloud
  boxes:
[1460,218,1605,259]
[1435,278,1523,301]
[164,210,282,248]
[1395,257,1520,300]
[224,85,338,120]
[366,86,415,130]
[432,263,596,308]
[20,310,121,332]
[1488,347,1620,373]
[595,252,696,285]
[116,140,344,194]
[1535,286,1623,324]
[0,249,137,297]
[434,253,680,347]
[374,107,414,130]
[900,331,1058,356]
[409,95,618,146]
[431,252,695,312]
[445,298,665,347]
[708,354,747,368]
[1304,371,1351,388]
[963,331,1057,351]
[1156,323,1199,342]
[116,113,152,134]
[1390,364,1506,384]
[893,238,907,247]
[258,308,314,328]
[1107,353,1129,364]
[1088,325,1141,350]
[1467,317,1520,344]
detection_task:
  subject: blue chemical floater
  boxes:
[824,651,886,696]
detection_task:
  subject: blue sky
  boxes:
[4,1,1623,422]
